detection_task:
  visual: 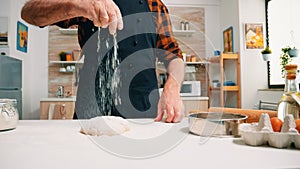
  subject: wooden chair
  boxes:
[258,100,278,111]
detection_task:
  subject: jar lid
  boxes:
[286,73,296,80]
[285,64,298,70]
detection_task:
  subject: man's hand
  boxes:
[89,0,123,34]
[21,0,123,35]
[155,74,184,123]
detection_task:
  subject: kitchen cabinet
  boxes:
[209,52,241,108]
[40,98,75,120]
[182,96,208,115]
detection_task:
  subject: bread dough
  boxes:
[80,116,130,136]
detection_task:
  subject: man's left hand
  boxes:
[155,75,184,123]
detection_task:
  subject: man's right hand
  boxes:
[88,0,123,34]
[21,0,123,35]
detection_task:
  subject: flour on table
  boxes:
[80,116,130,136]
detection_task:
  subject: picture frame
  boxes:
[245,23,264,49]
[16,21,28,53]
[223,26,233,53]
[0,17,8,45]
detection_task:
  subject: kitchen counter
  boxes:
[0,119,299,169]
[181,96,209,101]
[40,96,208,101]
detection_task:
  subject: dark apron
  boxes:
[75,0,159,119]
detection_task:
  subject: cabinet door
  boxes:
[182,100,208,116]
[40,101,75,120]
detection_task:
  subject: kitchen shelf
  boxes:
[210,86,239,91]
[49,61,83,64]
[173,30,196,37]
[185,61,210,65]
[223,86,239,91]
[59,70,75,73]
[49,61,83,72]
[59,28,78,35]
[208,52,241,108]
[209,53,238,63]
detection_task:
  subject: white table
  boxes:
[0,119,299,169]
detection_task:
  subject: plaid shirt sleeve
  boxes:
[53,17,88,28]
[148,0,183,66]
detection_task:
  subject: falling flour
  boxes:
[97,28,122,116]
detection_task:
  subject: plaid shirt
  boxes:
[55,0,182,63]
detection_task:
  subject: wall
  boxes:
[238,0,268,109]
[217,0,268,109]
[165,0,221,54]
[220,0,240,52]
[9,0,48,119]
[48,26,80,98]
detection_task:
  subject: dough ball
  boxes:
[80,116,130,136]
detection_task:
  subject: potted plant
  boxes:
[280,47,293,77]
[282,46,299,58]
[288,46,299,58]
[261,46,272,61]
[59,51,66,61]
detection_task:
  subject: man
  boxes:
[21,0,185,123]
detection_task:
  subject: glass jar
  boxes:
[0,99,19,131]
[277,64,300,120]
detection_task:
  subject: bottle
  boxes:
[180,21,185,30]
[277,64,300,121]
[57,85,64,98]
[184,21,189,30]
[66,52,72,61]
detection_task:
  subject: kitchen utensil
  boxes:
[72,49,81,61]
[59,67,66,72]
[0,99,19,131]
[188,112,247,137]
[57,85,64,98]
